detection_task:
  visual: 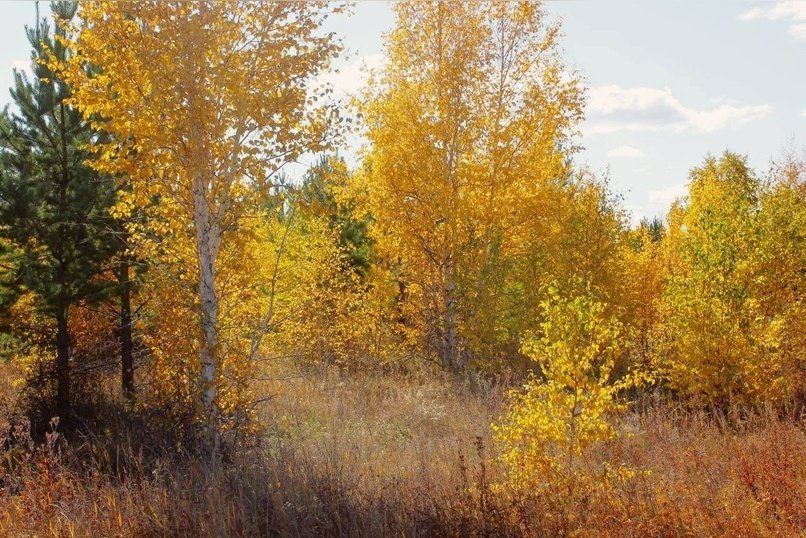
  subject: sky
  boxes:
[1,1,803,223]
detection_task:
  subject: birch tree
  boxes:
[357,0,583,371]
[57,0,345,446]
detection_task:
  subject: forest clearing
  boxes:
[0,1,803,536]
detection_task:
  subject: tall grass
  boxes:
[1,364,804,537]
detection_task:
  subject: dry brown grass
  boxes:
[1,364,804,537]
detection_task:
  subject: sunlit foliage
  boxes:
[54,0,346,440]
[356,0,584,371]
[657,152,804,407]
[494,283,649,491]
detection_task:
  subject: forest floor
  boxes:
[1,363,804,537]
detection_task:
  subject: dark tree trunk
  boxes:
[118,259,134,407]
[55,87,71,422]
[55,308,71,420]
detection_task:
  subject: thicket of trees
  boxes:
[0,0,803,478]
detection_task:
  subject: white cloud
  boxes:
[607,145,646,159]
[648,183,687,207]
[586,85,771,135]
[790,22,806,40]
[739,1,806,21]
[738,1,806,41]
[316,54,385,98]
[802,108,806,117]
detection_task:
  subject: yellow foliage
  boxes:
[3,293,50,391]
[257,212,365,366]
[621,224,664,371]
[494,283,649,491]
[657,152,802,407]
[356,0,584,370]
[52,1,346,434]
[755,155,806,401]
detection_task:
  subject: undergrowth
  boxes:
[1,365,803,537]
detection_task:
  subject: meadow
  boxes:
[2,362,804,536]
[0,2,804,536]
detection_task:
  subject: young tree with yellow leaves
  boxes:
[56,1,346,446]
[494,283,648,491]
[357,0,583,372]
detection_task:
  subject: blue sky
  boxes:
[2,1,803,223]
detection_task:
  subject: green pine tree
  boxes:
[298,155,374,276]
[0,2,119,421]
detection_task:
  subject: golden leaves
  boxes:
[53,1,346,426]
[656,152,805,407]
[494,284,650,491]
[356,1,584,366]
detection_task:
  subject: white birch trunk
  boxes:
[192,171,221,449]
